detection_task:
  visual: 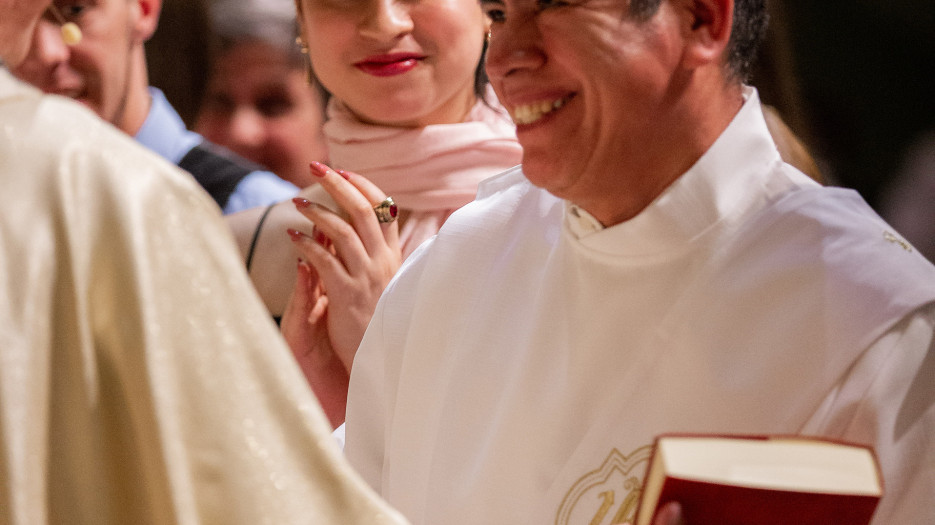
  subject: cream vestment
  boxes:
[0,70,407,525]
[345,89,935,525]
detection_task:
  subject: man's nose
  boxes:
[484,18,546,81]
[228,107,266,149]
[33,18,72,67]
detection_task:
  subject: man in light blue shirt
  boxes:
[13,0,297,214]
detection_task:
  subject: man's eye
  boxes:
[536,0,568,10]
[56,1,89,20]
[257,96,293,118]
[483,7,506,23]
[62,5,86,17]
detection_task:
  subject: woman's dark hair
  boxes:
[475,37,490,103]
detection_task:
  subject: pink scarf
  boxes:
[323,89,522,258]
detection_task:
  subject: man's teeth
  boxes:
[511,98,566,125]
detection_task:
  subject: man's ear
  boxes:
[678,0,733,70]
[131,0,163,44]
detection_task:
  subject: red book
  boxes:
[633,435,883,525]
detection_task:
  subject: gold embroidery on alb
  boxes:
[554,446,652,525]
[883,231,913,252]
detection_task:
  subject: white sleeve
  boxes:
[344,239,435,497]
[344,279,393,495]
[802,303,935,524]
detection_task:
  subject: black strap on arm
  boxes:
[177,141,264,209]
[245,203,276,272]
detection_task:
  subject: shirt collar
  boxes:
[134,87,202,163]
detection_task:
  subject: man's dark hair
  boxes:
[629,0,769,81]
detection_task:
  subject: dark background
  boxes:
[752,0,935,209]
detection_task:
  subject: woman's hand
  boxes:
[281,259,351,427]
[281,162,401,425]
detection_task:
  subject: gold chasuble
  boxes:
[0,70,407,525]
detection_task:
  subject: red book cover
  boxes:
[654,475,880,525]
[634,434,883,525]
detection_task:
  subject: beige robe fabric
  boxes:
[0,70,407,525]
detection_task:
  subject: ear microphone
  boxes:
[46,5,83,46]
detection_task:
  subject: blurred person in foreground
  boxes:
[0,3,407,523]
[287,0,935,523]
[13,0,298,214]
[195,0,330,188]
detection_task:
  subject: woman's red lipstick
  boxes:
[354,53,423,77]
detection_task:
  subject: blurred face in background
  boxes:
[296,0,488,128]
[195,39,329,188]
[0,0,52,66]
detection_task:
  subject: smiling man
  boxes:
[12,0,298,213]
[338,0,935,524]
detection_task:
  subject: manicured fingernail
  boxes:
[292,197,312,208]
[336,169,351,180]
[309,161,329,178]
[287,228,305,242]
[312,226,328,246]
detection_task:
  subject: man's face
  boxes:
[194,41,329,188]
[482,0,687,214]
[13,0,140,126]
[0,0,52,66]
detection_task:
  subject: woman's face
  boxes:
[195,41,329,188]
[298,0,487,128]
